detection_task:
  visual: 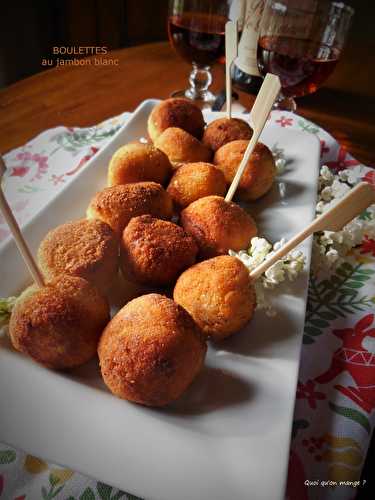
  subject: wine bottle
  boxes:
[232,0,264,95]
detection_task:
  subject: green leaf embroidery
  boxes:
[80,487,96,500]
[352,274,371,282]
[303,335,314,344]
[318,311,337,320]
[340,288,357,296]
[297,119,319,134]
[359,209,372,221]
[327,306,346,318]
[97,482,113,500]
[305,260,375,344]
[111,492,126,500]
[336,268,348,278]
[112,492,128,500]
[52,485,64,498]
[310,319,330,328]
[304,326,322,336]
[329,402,371,434]
[341,262,353,272]
[292,419,309,439]
[345,281,364,289]
[49,473,60,487]
[356,269,375,275]
[0,449,16,464]
[317,280,334,290]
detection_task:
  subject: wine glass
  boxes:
[168,0,241,103]
[257,0,354,111]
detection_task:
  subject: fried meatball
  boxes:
[214,140,276,201]
[9,275,110,369]
[154,128,212,168]
[38,219,118,293]
[166,162,227,210]
[98,293,206,406]
[120,215,198,286]
[203,117,252,152]
[87,182,173,236]
[174,256,256,340]
[148,98,205,142]
[107,143,172,187]
[180,195,257,258]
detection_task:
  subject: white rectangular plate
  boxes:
[0,100,320,500]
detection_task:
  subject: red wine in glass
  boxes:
[168,13,226,67]
[257,36,340,98]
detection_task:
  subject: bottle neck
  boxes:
[235,0,265,77]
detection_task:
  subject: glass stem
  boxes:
[185,63,215,103]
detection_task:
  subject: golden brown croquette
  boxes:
[174,256,256,340]
[203,117,252,152]
[166,162,227,209]
[154,128,212,168]
[120,215,198,286]
[147,98,205,142]
[98,293,207,406]
[37,218,118,293]
[86,182,173,236]
[9,275,110,369]
[107,143,172,187]
[214,140,276,201]
[180,195,257,258]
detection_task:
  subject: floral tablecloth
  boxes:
[0,109,374,500]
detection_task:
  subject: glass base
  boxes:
[171,88,216,103]
[170,64,216,104]
[273,93,297,112]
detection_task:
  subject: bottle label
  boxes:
[266,0,316,40]
[236,0,265,76]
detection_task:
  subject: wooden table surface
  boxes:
[0,42,374,165]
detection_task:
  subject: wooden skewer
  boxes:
[225,20,238,120]
[225,73,281,202]
[250,182,375,280]
[0,155,45,287]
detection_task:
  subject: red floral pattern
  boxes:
[297,380,326,409]
[276,115,293,127]
[65,146,99,177]
[320,140,330,158]
[325,146,359,172]
[361,237,375,257]
[316,315,375,413]
[363,170,375,187]
[10,166,29,178]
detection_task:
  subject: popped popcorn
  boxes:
[230,237,306,315]
[229,162,375,315]
[312,164,375,273]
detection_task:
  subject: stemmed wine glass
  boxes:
[257,0,354,111]
[168,0,240,103]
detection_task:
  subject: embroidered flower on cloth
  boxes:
[276,116,293,127]
[326,146,359,172]
[297,380,326,409]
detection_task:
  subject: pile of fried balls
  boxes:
[9,98,277,407]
